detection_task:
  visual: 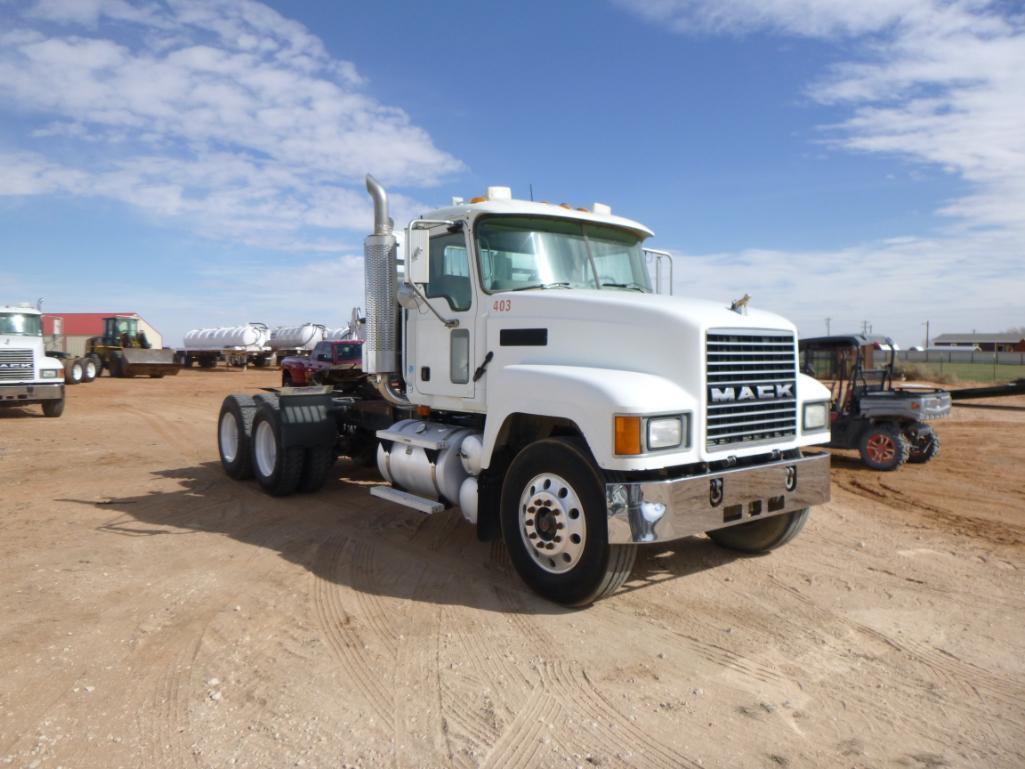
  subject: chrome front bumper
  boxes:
[0,382,64,402]
[606,451,831,544]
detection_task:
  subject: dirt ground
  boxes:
[1,370,1023,769]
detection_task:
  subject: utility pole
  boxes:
[923,320,930,347]
[825,317,831,335]
[861,320,869,335]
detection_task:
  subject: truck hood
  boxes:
[486,289,796,371]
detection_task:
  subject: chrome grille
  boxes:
[706,331,797,449]
[0,349,34,381]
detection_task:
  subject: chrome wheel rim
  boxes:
[254,419,277,478]
[219,411,239,463]
[84,360,96,378]
[518,472,586,574]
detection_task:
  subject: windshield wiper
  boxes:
[509,282,573,292]
[599,281,647,292]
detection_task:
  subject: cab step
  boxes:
[369,485,445,514]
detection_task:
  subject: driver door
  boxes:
[411,225,476,399]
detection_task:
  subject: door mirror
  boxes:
[407,227,431,284]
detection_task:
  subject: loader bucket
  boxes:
[120,348,181,377]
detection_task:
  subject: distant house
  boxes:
[932,333,1025,352]
[42,312,164,356]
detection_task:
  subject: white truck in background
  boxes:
[177,323,273,369]
[0,304,66,417]
[215,177,833,605]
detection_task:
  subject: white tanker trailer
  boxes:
[177,323,272,368]
[268,323,326,365]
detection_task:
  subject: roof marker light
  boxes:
[592,202,612,216]
[469,196,487,204]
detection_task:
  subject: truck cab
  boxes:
[217,177,834,605]
[0,304,66,417]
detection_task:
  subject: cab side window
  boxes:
[424,231,471,311]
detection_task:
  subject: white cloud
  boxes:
[618,0,1025,340]
[0,0,462,250]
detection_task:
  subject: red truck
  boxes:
[280,340,363,387]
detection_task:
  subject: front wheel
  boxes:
[707,508,809,553]
[42,398,65,418]
[908,429,940,464]
[500,438,636,606]
[859,423,910,471]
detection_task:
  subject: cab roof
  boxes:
[799,334,895,349]
[1,304,41,315]
[420,197,654,239]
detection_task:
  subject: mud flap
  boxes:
[277,392,336,450]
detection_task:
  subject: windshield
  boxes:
[0,313,42,336]
[333,343,361,361]
[476,216,651,293]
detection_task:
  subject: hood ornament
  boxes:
[729,293,751,314]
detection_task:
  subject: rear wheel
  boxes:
[908,429,941,464]
[218,394,257,479]
[81,357,97,382]
[251,401,305,496]
[42,398,65,418]
[64,358,84,385]
[859,423,910,471]
[707,508,810,553]
[500,438,636,606]
[87,354,102,377]
[110,354,125,378]
[282,370,294,387]
[298,445,335,493]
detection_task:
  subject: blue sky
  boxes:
[1,0,1022,346]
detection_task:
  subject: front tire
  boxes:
[500,438,636,606]
[908,429,940,464]
[42,398,65,418]
[251,401,305,496]
[859,423,910,471]
[707,508,810,553]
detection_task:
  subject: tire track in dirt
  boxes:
[477,688,560,769]
[310,536,395,732]
[540,660,704,769]
[837,477,1025,546]
[768,573,1025,710]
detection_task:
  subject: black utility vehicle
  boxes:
[799,335,950,471]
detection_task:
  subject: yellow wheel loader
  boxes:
[86,316,181,378]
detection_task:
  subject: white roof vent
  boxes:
[451,196,464,206]
[487,186,512,201]
[592,202,612,216]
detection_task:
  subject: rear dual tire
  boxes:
[64,358,84,385]
[219,395,334,495]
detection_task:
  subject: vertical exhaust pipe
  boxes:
[363,174,409,405]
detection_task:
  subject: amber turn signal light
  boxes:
[614,416,642,455]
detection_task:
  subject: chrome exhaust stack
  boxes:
[363,174,408,405]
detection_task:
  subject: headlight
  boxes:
[40,368,62,379]
[647,415,685,449]
[616,413,691,454]
[802,401,829,432]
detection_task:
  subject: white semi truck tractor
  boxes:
[0,304,66,417]
[216,176,833,605]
